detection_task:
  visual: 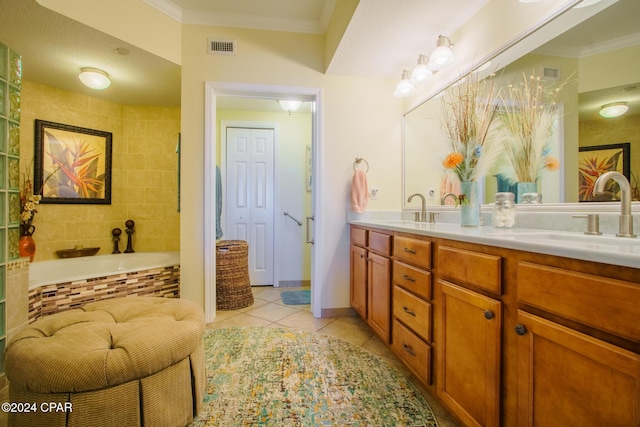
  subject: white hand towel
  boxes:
[351,170,369,213]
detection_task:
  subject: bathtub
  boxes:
[28,251,180,322]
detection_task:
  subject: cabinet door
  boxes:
[438,280,502,427]
[368,252,391,343]
[350,244,367,319]
[516,310,640,427]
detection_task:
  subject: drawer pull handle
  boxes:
[403,274,416,282]
[515,324,527,336]
[402,344,416,356]
[402,247,416,254]
[360,254,365,259]
[484,310,494,320]
[402,306,416,316]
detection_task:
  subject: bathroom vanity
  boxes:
[349,218,640,427]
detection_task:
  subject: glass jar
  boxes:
[492,192,516,228]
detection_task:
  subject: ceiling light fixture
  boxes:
[78,67,111,90]
[599,102,629,118]
[410,54,433,85]
[517,0,542,3]
[278,100,302,115]
[393,70,416,97]
[428,35,455,70]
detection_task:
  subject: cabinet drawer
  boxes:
[393,236,431,269]
[393,285,432,342]
[369,231,392,256]
[438,246,501,294]
[392,319,431,385]
[518,261,640,342]
[351,227,367,247]
[393,261,432,300]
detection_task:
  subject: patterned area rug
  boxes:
[190,326,438,427]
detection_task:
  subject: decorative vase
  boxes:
[460,181,480,227]
[20,223,36,262]
[19,235,36,262]
[516,181,539,204]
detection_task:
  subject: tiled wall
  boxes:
[19,81,181,261]
[28,265,180,323]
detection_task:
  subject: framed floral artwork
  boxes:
[34,119,112,204]
[578,142,630,202]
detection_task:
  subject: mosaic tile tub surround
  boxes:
[27,264,180,323]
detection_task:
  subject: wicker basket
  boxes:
[216,240,254,310]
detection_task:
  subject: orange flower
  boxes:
[545,156,560,172]
[443,152,464,169]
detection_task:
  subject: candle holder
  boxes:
[124,220,135,253]
[111,228,122,254]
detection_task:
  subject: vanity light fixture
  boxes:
[599,102,629,118]
[278,100,303,115]
[428,35,455,70]
[410,54,433,85]
[78,67,111,90]
[394,70,416,97]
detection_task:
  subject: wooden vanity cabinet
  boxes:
[391,234,433,385]
[515,261,640,426]
[437,245,502,427]
[349,226,392,343]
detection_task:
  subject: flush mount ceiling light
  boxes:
[78,67,111,90]
[393,70,416,97]
[517,0,541,3]
[428,35,455,70]
[278,100,303,115]
[599,102,629,118]
[410,54,433,85]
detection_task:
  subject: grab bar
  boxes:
[283,211,302,226]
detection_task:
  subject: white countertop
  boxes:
[348,218,640,269]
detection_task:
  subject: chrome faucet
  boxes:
[408,193,427,222]
[593,171,636,238]
[442,193,459,205]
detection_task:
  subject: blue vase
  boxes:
[460,181,480,227]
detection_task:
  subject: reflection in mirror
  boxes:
[403,0,640,208]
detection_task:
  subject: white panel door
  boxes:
[226,127,275,286]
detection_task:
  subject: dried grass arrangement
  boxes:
[495,72,572,183]
[440,71,502,183]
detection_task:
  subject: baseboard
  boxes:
[321,307,357,318]
[278,280,310,288]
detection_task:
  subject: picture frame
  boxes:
[578,142,630,202]
[34,119,112,204]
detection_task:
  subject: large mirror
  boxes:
[403,0,640,208]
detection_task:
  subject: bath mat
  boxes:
[280,289,311,305]
[190,326,438,426]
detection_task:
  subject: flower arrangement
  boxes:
[440,71,502,183]
[495,72,571,184]
[20,169,42,236]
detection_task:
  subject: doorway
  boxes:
[204,82,323,321]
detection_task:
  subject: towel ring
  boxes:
[353,157,369,173]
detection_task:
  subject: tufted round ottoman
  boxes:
[4,297,206,427]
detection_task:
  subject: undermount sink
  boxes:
[509,231,640,247]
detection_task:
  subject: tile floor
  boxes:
[208,285,460,427]
[0,286,460,427]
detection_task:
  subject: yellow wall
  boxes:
[20,80,180,260]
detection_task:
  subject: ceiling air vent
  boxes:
[208,38,236,55]
[541,66,560,80]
